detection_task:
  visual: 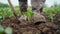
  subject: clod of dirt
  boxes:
[31,13,46,24]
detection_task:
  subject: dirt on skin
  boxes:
[1,13,59,34]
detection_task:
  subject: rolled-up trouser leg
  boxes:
[31,0,45,13]
[18,0,27,13]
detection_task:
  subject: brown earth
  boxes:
[1,13,60,34]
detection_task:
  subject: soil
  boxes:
[1,13,60,34]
